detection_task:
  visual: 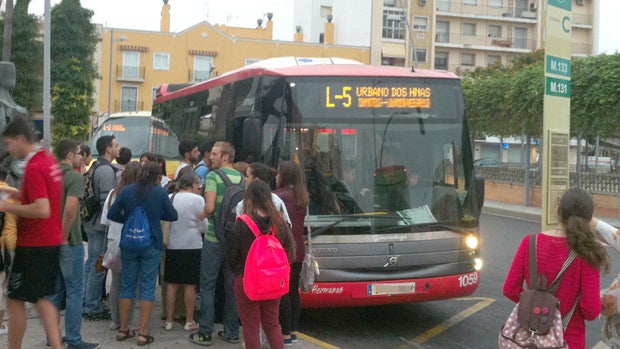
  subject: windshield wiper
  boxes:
[308,213,406,237]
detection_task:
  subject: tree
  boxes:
[571,53,620,140]
[0,0,43,110]
[50,0,99,142]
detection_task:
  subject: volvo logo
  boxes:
[384,255,399,268]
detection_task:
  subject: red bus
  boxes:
[152,57,484,308]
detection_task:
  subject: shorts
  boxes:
[164,249,201,285]
[8,246,60,303]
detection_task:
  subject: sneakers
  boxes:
[163,321,174,331]
[0,323,7,335]
[67,341,101,349]
[45,336,67,348]
[291,333,298,343]
[189,332,212,346]
[82,310,111,321]
[284,337,293,347]
[217,330,240,344]
[184,320,199,331]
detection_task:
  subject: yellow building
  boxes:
[96,3,370,119]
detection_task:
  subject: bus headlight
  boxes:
[465,235,479,249]
[474,258,483,271]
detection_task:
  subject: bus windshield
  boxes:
[90,116,179,159]
[278,77,474,234]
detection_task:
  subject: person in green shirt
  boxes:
[48,139,100,349]
[190,141,242,346]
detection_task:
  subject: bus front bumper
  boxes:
[300,271,480,308]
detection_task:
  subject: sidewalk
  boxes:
[482,200,620,227]
[0,293,328,349]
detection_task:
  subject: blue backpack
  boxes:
[120,205,151,250]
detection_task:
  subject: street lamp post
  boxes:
[104,29,127,127]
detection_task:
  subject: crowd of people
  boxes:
[5,112,620,349]
[0,118,310,349]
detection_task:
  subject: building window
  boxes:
[193,56,213,82]
[487,55,501,66]
[435,51,448,70]
[463,0,477,5]
[462,23,476,36]
[412,16,428,31]
[152,87,159,101]
[489,25,502,38]
[462,53,475,66]
[413,48,427,63]
[383,9,406,40]
[489,0,503,7]
[153,52,170,70]
[122,51,140,79]
[514,27,527,49]
[121,86,138,112]
[435,21,450,42]
[437,0,450,11]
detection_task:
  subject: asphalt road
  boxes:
[296,213,620,349]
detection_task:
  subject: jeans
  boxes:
[234,276,283,349]
[49,243,85,345]
[119,245,162,301]
[83,226,107,314]
[198,240,239,338]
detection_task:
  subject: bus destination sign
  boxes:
[326,86,431,109]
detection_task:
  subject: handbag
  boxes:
[102,241,122,273]
[161,193,177,247]
[299,207,319,293]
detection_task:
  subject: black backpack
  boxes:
[214,169,245,246]
[80,161,115,221]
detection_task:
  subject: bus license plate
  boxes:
[368,282,415,296]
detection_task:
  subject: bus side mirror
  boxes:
[243,118,262,157]
[474,175,485,213]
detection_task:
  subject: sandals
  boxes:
[116,329,136,341]
[184,320,199,331]
[137,333,154,346]
[163,321,174,331]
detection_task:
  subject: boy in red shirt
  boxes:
[0,117,64,349]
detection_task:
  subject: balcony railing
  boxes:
[436,0,538,20]
[116,65,146,82]
[112,100,144,113]
[434,32,537,51]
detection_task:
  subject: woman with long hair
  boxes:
[228,180,294,349]
[503,188,610,349]
[274,161,310,346]
[162,172,207,332]
[235,162,291,224]
[100,161,141,331]
[107,161,178,346]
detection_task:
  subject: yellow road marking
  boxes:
[396,296,496,349]
[297,331,342,349]
[298,296,495,349]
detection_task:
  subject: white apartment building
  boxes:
[290,0,598,72]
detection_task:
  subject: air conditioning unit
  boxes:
[576,0,584,5]
[529,2,537,10]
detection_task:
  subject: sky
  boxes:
[23,0,620,54]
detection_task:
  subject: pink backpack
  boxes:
[238,214,291,301]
